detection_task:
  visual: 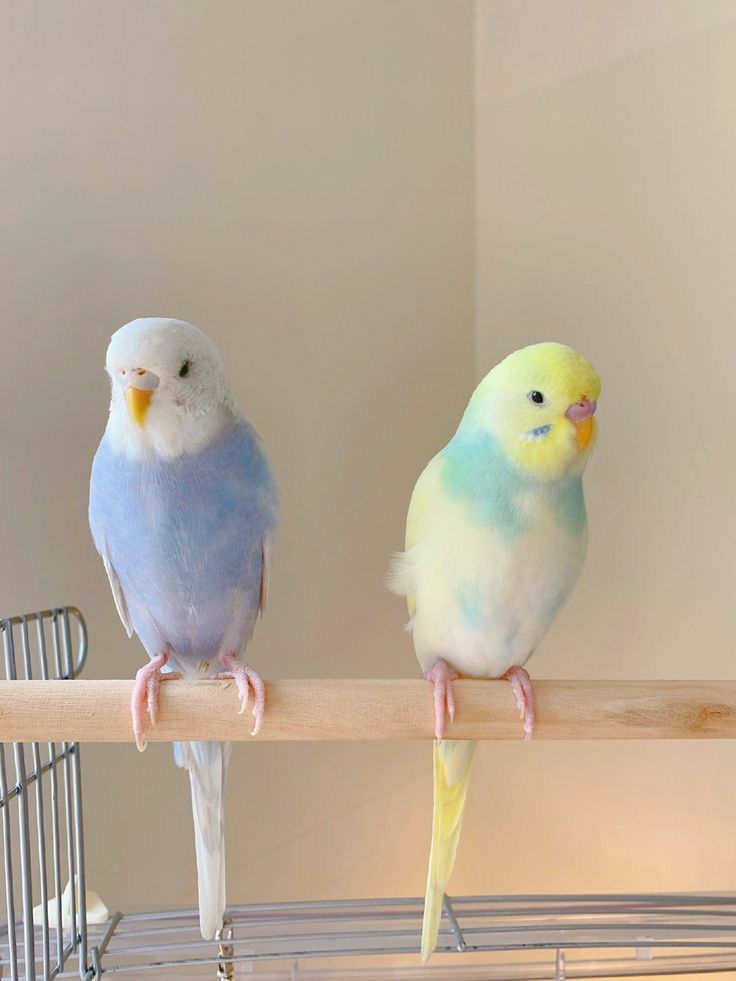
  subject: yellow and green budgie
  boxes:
[388,342,600,960]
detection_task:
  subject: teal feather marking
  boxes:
[544,589,568,623]
[441,430,531,539]
[456,582,487,629]
[441,428,587,540]
[552,475,587,536]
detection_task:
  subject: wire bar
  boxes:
[22,617,51,980]
[0,742,18,980]
[0,608,89,981]
[442,895,466,951]
[45,894,736,978]
[5,621,37,980]
[0,611,87,679]
[0,751,76,810]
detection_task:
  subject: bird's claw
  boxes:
[423,658,460,743]
[131,652,181,752]
[502,666,535,741]
[215,654,265,736]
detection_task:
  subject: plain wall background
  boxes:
[1,0,735,936]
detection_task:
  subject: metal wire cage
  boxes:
[0,607,90,980]
[3,607,736,980]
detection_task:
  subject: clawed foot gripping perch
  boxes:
[423,659,536,743]
[131,651,182,751]
[423,658,460,743]
[214,653,266,736]
[503,666,535,740]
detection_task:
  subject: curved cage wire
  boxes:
[1,607,736,979]
[81,893,736,979]
[0,607,90,980]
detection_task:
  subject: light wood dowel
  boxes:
[0,679,735,742]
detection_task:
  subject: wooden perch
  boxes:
[0,679,735,742]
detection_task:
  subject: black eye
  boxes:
[528,390,545,405]
[179,360,191,378]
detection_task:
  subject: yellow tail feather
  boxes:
[420,739,477,961]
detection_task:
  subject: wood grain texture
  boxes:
[0,680,735,742]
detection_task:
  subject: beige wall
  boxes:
[0,1,474,910]
[2,0,735,942]
[472,0,736,905]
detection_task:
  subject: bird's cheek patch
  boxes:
[526,424,553,440]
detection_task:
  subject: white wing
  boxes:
[259,538,272,615]
[101,548,134,638]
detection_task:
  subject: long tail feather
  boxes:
[174,740,231,940]
[421,739,476,961]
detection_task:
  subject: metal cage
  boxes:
[2,607,736,980]
[0,607,89,980]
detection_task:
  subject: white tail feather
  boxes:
[385,549,416,597]
[174,740,231,940]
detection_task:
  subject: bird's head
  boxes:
[105,318,234,458]
[465,341,601,481]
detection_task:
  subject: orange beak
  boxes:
[574,415,594,450]
[125,387,154,427]
[566,397,597,450]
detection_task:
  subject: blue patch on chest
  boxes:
[440,428,587,540]
[551,475,587,536]
[441,430,531,538]
[456,582,486,628]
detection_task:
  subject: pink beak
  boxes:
[566,396,596,421]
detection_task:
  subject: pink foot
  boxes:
[214,653,265,736]
[423,658,460,743]
[502,666,535,741]
[131,652,182,752]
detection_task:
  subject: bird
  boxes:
[387,341,600,960]
[89,317,278,940]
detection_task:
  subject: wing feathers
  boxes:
[101,549,134,638]
[259,538,272,615]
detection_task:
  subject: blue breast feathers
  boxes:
[440,428,586,541]
[441,429,531,539]
[89,419,278,668]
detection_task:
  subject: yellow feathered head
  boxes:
[465,342,601,481]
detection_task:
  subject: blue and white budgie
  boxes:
[89,317,278,940]
[388,342,600,960]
